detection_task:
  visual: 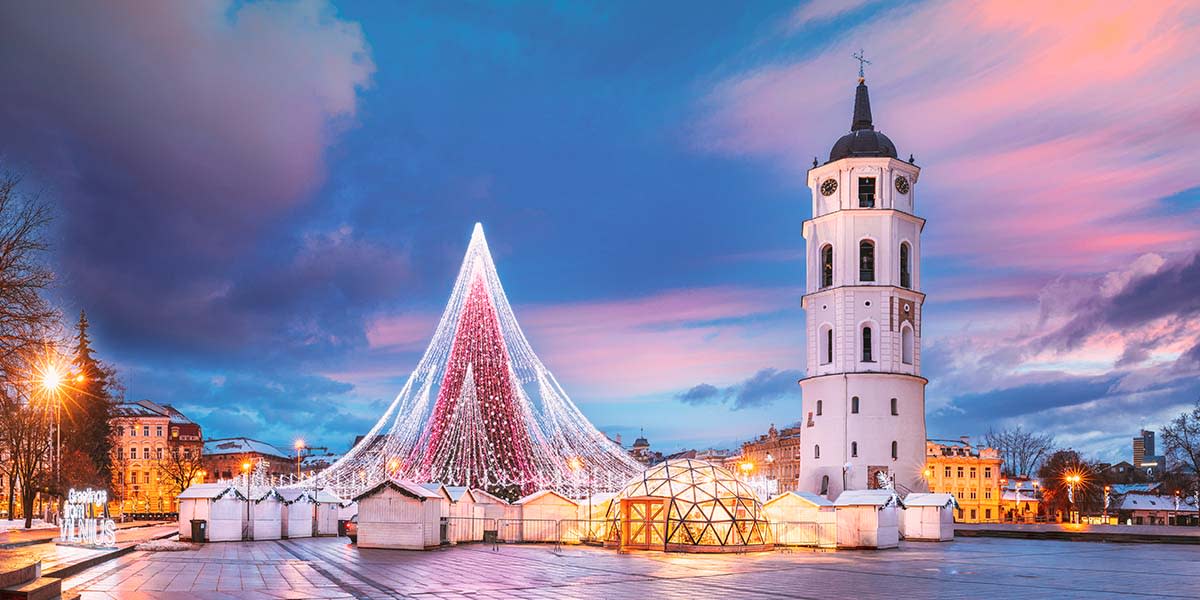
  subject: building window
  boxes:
[820,475,829,495]
[891,441,898,460]
[143,425,150,437]
[130,427,136,438]
[890,397,898,415]
[116,426,124,437]
[814,445,820,459]
[156,447,163,460]
[861,327,873,362]
[129,447,136,459]
[183,448,192,459]
[142,447,150,459]
[156,425,163,437]
[145,472,152,484]
[970,467,977,478]
[901,326,914,365]
[851,396,859,414]
[821,244,833,288]
[858,177,876,208]
[985,489,992,499]
[899,242,911,288]
[984,467,992,478]
[816,400,823,416]
[985,508,992,520]
[859,240,875,282]
[851,442,858,457]
[944,466,951,478]
[129,470,136,484]
[957,466,964,478]
[821,326,834,365]
[970,509,977,520]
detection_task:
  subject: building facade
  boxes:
[740,423,804,493]
[1133,429,1165,477]
[201,438,293,482]
[924,438,1002,522]
[110,400,203,514]
[798,73,928,498]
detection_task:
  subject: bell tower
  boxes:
[797,66,928,498]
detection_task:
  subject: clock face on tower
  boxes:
[820,178,838,197]
[895,176,910,195]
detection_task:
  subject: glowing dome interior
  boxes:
[605,459,771,550]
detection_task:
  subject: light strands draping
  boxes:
[301,224,641,499]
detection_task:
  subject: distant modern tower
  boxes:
[797,67,928,498]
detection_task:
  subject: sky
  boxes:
[0,0,1198,463]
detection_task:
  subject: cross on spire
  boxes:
[853,49,870,80]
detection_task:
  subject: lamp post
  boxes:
[294,440,305,479]
[241,461,252,541]
[1103,485,1111,522]
[1065,474,1081,523]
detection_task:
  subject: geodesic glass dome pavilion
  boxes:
[604,459,772,552]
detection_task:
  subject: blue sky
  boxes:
[1,1,1198,462]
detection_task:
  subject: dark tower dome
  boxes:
[828,79,898,162]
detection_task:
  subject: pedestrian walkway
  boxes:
[957,522,1200,544]
[60,534,1200,598]
[0,520,171,548]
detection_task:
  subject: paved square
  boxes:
[62,536,1200,599]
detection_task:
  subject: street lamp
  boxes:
[1065,473,1082,523]
[1103,485,1111,522]
[294,439,305,478]
[241,461,252,541]
[740,461,754,482]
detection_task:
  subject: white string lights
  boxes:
[306,224,641,499]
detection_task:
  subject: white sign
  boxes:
[60,487,117,548]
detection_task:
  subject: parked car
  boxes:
[345,515,358,544]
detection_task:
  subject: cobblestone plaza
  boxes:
[62,536,1200,599]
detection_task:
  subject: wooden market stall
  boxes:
[833,489,904,549]
[353,479,445,550]
[901,493,957,542]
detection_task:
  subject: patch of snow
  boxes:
[0,519,57,532]
[135,539,195,552]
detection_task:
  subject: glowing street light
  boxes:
[1064,472,1083,523]
[294,439,306,478]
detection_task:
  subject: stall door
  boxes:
[620,498,664,551]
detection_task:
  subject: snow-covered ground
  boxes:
[0,518,57,532]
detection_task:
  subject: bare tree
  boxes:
[156,445,204,510]
[0,174,55,375]
[1161,399,1200,484]
[986,426,1055,477]
[0,389,54,528]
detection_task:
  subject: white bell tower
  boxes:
[797,68,928,498]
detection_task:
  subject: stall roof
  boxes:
[443,486,475,503]
[765,490,834,508]
[352,479,443,503]
[178,483,245,500]
[833,489,905,509]
[515,489,578,506]
[309,489,343,504]
[904,493,958,508]
[277,488,309,503]
[470,489,511,505]
[1117,493,1198,512]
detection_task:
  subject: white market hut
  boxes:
[472,489,519,522]
[443,487,481,543]
[901,493,957,542]
[278,488,315,539]
[353,479,445,550]
[310,489,343,536]
[515,490,578,543]
[833,489,904,549]
[251,489,285,541]
[763,491,836,547]
[420,483,454,519]
[177,483,248,542]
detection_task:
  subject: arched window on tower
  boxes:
[816,399,823,416]
[890,397,898,416]
[820,475,829,495]
[814,445,821,459]
[851,396,860,414]
[821,326,834,365]
[861,326,874,363]
[899,242,911,288]
[851,441,858,457]
[821,244,834,288]
[859,240,875,282]
[901,325,914,365]
[891,441,898,460]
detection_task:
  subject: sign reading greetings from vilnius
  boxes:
[59,488,117,548]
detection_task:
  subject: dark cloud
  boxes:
[0,1,376,363]
[676,368,802,411]
[677,383,722,406]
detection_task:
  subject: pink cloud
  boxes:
[698,0,1200,272]
[362,286,804,398]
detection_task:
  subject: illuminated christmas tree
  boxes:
[314,224,641,498]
